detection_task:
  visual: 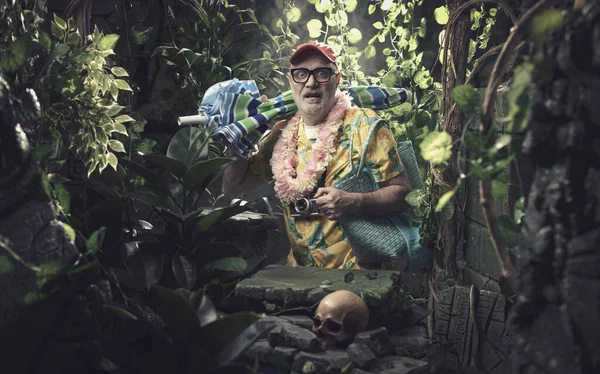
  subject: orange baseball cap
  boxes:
[289,40,339,69]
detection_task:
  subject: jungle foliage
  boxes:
[0,0,573,372]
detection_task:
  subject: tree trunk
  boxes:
[439,0,471,276]
[511,2,600,373]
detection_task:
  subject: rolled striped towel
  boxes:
[194,79,412,157]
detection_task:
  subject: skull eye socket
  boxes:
[323,320,342,333]
[313,317,322,327]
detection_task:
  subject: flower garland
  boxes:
[271,90,352,202]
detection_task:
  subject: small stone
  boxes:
[354,327,392,357]
[268,322,322,352]
[347,342,376,368]
[292,350,352,374]
[389,326,428,358]
[374,355,430,374]
[280,315,314,330]
[266,345,298,372]
[254,315,287,332]
[244,339,272,362]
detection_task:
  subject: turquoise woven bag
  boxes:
[332,114,431,271]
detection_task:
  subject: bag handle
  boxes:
[348,113,386,175]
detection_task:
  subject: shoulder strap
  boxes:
[355,117,386,175]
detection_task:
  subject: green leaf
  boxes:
[115,79,132,91]
[419,131,452,164]
[130,24,154,45]
[38,31,52,53]
[452,84,480,114]
[53,182,71,214]
[507,62,535,133]
[172,252,198,289]
[115,114,135,123]
[98,34,120,50]
[86,227,106,254]
[108,140,125,153]
[514,196,526,225]
[167,127,202,164]
[364,45,376,59]
[119,158,163,187]
[405,189,427,207]
[106,305,139,320]
[373,21,384,30]
[122,242,164,289]
[210,257,247,273]
[436,200,455,221]
[306,19,323,38]
[0,38,29,73]
[53,14,68,30]
[143,154,187,178]
[110,67,129,77]
[151,287,211,340]
[492,180,508,200]
[198,312,270,367]
[107,152,118,170]
[434,6,449,25]
[60,222,76,242]
[497,215,519,247]
[194,205,248,234]
[111,123,128,135]
[286,7,302,22]
[530,9,563,45]
[435,187,457,212]
[0,256,15,275]
[183,158,231,191]
[381,0,394,11]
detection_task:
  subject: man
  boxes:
[222,40,411,269]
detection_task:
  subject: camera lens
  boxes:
[294,198,310,215]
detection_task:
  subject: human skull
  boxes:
[312,290,369,349]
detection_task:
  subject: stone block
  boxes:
[478,232,503,280]
[280,315,314,331]
[269,346,299,372]
[464,175,509,227]
[347,342,377,368]
[389,326,428,358]
[244,339,272,362]
[236,265,398,308]
[463,266,501,293]
[354,327,392,357]
[292,350,352,374]
[464,220,482,271]
[267,323,322,352]
[374,355,430,374]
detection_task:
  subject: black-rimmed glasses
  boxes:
[290,68,338,83]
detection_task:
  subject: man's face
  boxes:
[288,52,339,121]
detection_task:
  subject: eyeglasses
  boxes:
[290,68,338,83]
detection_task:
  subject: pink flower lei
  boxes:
[271,91,352,203]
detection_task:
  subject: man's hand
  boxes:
[314,187,359,221]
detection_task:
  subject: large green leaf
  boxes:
[198,313,271,367]
[186,127,213,166]
[194,205,248,234]
[143,154,187,178]
[152,287,218,340]
[497,215,519,247]
[122,242,164,289]
[183,158,232,191]
[119,158,163,187]
[0,38,29,73]
[452,84,480,114]
[209,257,247,273]
[167,127,203,164]
[172,252,198,289]
[419,131,452,164]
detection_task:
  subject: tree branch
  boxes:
[479,0,562,293]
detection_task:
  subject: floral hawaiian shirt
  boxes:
[249,108,404,269]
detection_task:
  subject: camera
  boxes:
[289,198,321,217]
